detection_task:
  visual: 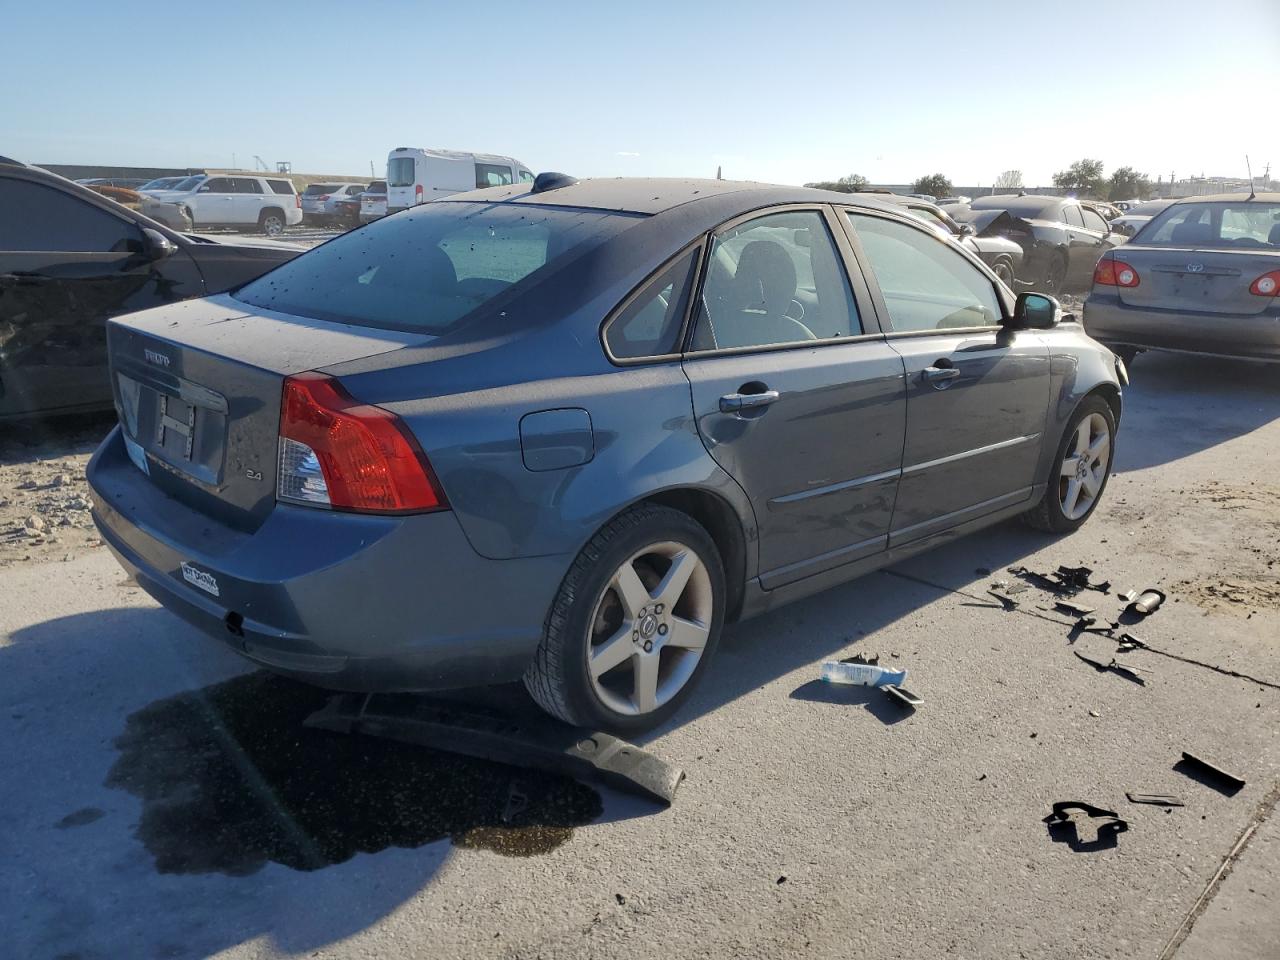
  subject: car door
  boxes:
[230,177,264,225]
[1061,203,1103,286]
[841,210,1051,547]
[0,176,203,418]
[1078,205,1115,277]
[193,177,236,224]
[681,207,907,589]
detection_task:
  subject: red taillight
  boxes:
[317,194,331,201]
[1094,256,1140,288]
[295,194,301,208]
[278,373,447,514]
[1249,270,1280,297]
[415,184,423,203]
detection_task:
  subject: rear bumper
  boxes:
[1083,294,1280,362]
[87,426,569,691]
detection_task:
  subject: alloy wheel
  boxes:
[586,541,713,717]
[263,215,284,236]
[1059,412,1110,520]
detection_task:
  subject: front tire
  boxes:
[259,210,285,236]
[524,504,725,733]
[1024,395,1116,533]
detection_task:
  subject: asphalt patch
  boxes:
[106,672,602,875]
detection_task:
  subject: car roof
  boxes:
[439,176,906,217]
[1170,192,1280,204]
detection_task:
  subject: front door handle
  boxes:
[719,389,780,413]
[922,364,960,385]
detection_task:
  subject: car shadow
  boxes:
[0,607,656,960]
[1113,351,1280,471]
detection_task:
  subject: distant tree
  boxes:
[1052,158,1106,197]
[911,173,953,198]
[994,169,1023,190]
[804,173,869,193]
[1108,166,1153,201]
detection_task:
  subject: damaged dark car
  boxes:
[954,195,1121,294]
[0,161,304,421]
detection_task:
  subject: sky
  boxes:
[3,0,1278,188]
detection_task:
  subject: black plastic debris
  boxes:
[1055,600,1096,617]
[1044,801,1129,851]
[1126,792,1184,807]
[841,652,879,666]
[1008,564,1110,596]
[1074,650,1147,685]
[306,692,685,805]
[1126,589,1166,617]
[1177,752,1246,795]
[884,685,924,707]
[987,589,1019,611]
[1116,633,1147,653]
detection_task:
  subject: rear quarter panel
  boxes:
[1031,323,1123,483]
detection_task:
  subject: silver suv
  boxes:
[141,174,302,235]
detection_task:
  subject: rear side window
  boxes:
[847,212,1001,332]
[690,210,860,351]
[604,247,699,360]
[235,201,640,334]
[1063,205,1086,227]
[0,179,144,253]
[267,180,294,195]
[476,163,514,188]
[1081,207,1108,232]
[231,178,263,194]
[388,157,415,187]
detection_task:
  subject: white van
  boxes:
[385,148,533,215]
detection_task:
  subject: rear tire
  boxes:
[1024,395,1116,533]
[992,258,1016,289]
[1043,252,1068,295]
[523,504,725,734]
[259,209,285,237]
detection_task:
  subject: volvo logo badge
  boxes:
[144,348,171,367]
[1186,262,1204,273]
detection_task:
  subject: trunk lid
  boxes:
[107,293,429,530]
[1113,245,1280,315]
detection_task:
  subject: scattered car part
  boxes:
[1055,600,1096,617]
[305,692,685,804]
[1116,633,1147,653]
[883,684,924,707]
[1127,589,1166,617]
[1119,589,1138,603]
[988,589,1020,611]
[502,780,530,824]
[1043,801,1129,849]
[1178,752,1246,794]
[1074,651,1147,685]
[1126,792,1184,807]
[842,652,879,666]
[821,659,907,687]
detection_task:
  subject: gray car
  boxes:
[1084,193,1280,364]
[87,176,1125,732]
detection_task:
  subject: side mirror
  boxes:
[1009,292,1062,329]
[957,222,977,237]
[142,228,177,261]
[198,184,211,192]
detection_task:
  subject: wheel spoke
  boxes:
[632,652,659,713]
[1063,477,1082,515]
[1087,431,1109,462]
[655,550,696,609]
[665,616,710,651]
[589,627,635,680]
[1081,469,1101,497]
[1075,420,1091,457]
[612,561,652,618]
[1060,455,1078,477]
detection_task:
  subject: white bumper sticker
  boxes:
[181,562,221,597]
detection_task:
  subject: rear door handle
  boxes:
[719,390,780,413]
[922,365,960,385]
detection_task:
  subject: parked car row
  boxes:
[140,174,303,236]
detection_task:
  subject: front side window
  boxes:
[172,175,205,192]
[201,177,233,193]
[1081,207,1109,233]
[475,163,514,188]
[847,212,1001,332]
[519,170,535,183]
[604,247,699,360]
[0,179,143,253]
[690,210,860,351]
[235,201,640,334]
[387,157,416,187]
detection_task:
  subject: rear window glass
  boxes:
[368,181,386,192]
[388,157,415,187]
[267,180,294,195]
[303,184,337,196]
[476,163,514,188]
[234,201,641,335]
[1136,203,1280,247]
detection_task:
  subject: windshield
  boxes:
[388,156,416,187]
[234,201,640,334]
[170,175,205,192]
[1135,202,1280,247]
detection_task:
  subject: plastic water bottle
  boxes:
[820,659,907,688]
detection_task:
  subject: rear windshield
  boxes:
[303,184,337,196]
[234,201,641,334]
[388,157,415,187]
[267,180,295,195]
[1135,202,1280,247]
[368,180,386,192]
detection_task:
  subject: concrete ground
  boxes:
[1,350,1277,960]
